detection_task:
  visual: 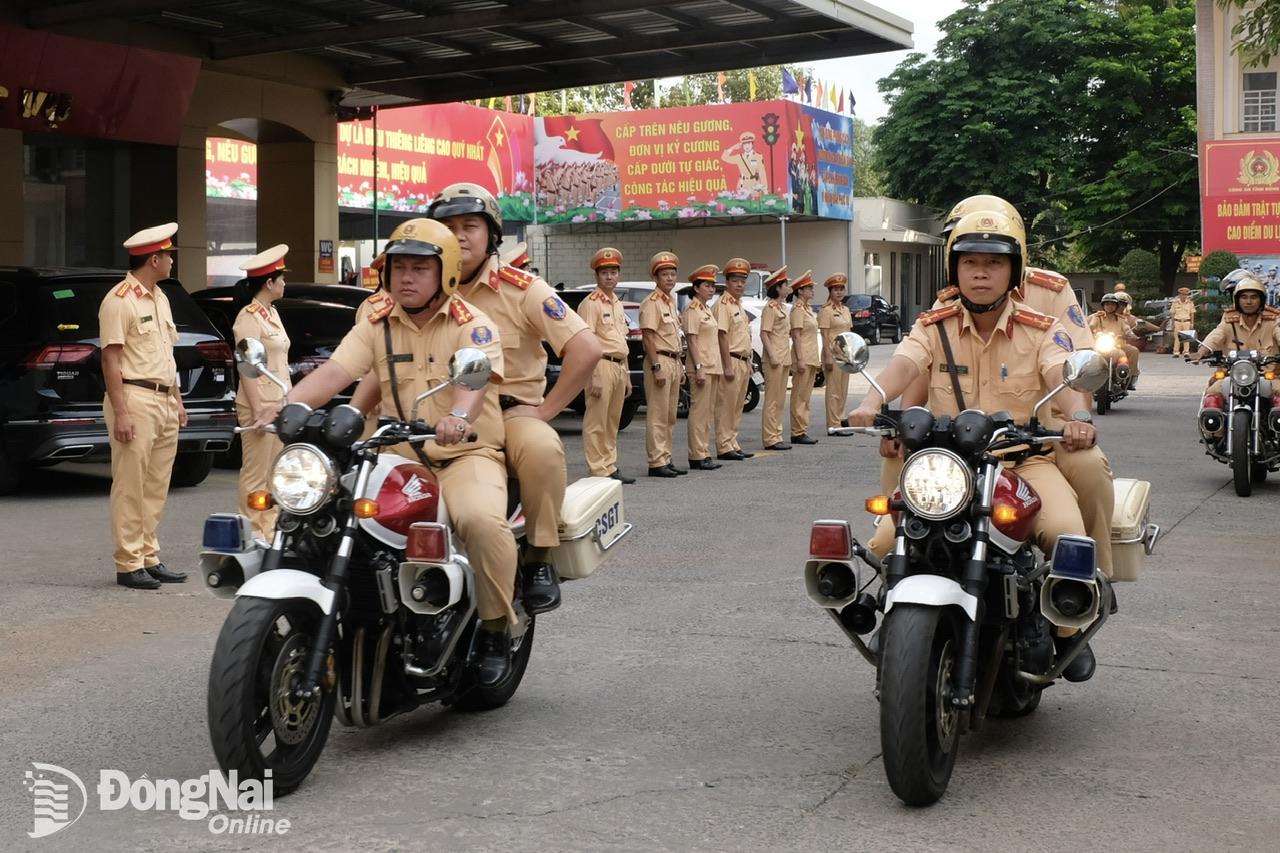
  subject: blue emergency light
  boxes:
[1049,534,1096,581]
[203,514,246,552]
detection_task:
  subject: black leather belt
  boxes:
[731,352,750,362]
[655,350,679,359]
[602,354,626,364]
[499,395,535,410]
[123,378,172,393]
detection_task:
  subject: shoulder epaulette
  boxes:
[1264,305,1280,319]
[449,297,474,325]
[1011,307,1055,330]
[1223,310,1241,322]
[1024,267,1068,292]
[364,291,389,307]
[497,264,533,290]
[367,301,393,323]
[918,304,962,327]
[114,281,131,297]
[936,286,960,303]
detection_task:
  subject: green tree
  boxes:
[520,67,793,116]
[854,118,889,197]
[1217,0,1280,66]
[1116,247,1162,306]
[1199,249,1240,282]
[1066,0,1199,292]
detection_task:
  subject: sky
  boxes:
[808,0,966,124]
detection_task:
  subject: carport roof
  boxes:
[21,0,912,105]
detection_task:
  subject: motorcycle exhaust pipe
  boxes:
[1198,408,1225,438]
[398,561,465,615]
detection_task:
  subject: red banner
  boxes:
[1201,138,1280,254]
[337,102,534,221]
[206,137,258,199]
[0,24,199,145]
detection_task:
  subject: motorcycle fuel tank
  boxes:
[990,468,1041,546]
[359,453,444,549]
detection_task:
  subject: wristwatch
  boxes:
[448,408,472,422]
[695,363,704,371]
[1070,410,1093,425]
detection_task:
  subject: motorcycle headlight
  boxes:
[899,449,974,521]
[270,444,337,515]
[1230,360,1259,388]
[1094,333,1117,355]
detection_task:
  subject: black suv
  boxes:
[0,267,237,493]
[191,283,365,466]
[844,293,903,344]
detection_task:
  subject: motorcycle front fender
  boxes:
[884,574,978,622]
[237,568,336,616]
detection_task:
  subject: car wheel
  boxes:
[871,326,882,345]
[214,434,243,469]
[619,398,639,431]
[171,451,214,488]
[891,325,902,344]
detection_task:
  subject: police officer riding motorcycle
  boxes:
[1087,293,1138,413]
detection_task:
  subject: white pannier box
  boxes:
[551,476,630,580]
[1110,478,1157,582]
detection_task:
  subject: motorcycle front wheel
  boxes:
[1094,387,1110,415]
[879,605,961,807]
[1232,412,1253,497]
[207,597,337,796]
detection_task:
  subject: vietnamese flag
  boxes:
[485,115,515,193]
[541,115,615,159]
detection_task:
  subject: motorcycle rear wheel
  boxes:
[207,598,337,796]
[879,605,961,806]
[1232,413,1253,497]
[451,615,537,712]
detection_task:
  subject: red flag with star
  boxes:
[485,115,515,194]
[541,115,615,159]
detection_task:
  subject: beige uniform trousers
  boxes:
[870,448,1112,576]
[236,402,282,541]
[104,385,178,572]
[584,360,628,477]
[715,357,750,454]
[824,367,850,430]
[1172,320,1194,355]
[438,454,518,623]
[503,416,566,549]
[644,354,680,467]
[687,373,720,460]
[761,360,789,447]
[790,365,818,438]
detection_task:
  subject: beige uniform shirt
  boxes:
[329,295,505,464]
[639,290,682,356]
[457,254,589,405]
[577,288,628,358]
[715,294,752,357]
[789,301,821,368]
[1087,311,1135,339]
[894,299,1074,421]
[1202,310,1280,355]
[232,300,292,404]
[761,299,792,367]
[97,273,178,385]
[933,267,1094,351]
[683,298,724,375]
[818,301,853,365]
[1171,298,1196,322]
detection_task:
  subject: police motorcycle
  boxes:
[1180,329,1280,497]
[201,339,630,794]
[1090,295,1137,415]
[812,333,1141,807]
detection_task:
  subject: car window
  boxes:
[36,278,215,340]
[277,302,355,356]
[845,294,872,309]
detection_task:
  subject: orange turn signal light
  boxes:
[353,498,380,518]
[1266,371,1277,382]
[247,490,274,511]
[865,495,891,516]
[992,502,1020,526]
[1214,370,1227,381]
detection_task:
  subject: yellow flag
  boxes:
[748,70,757,100]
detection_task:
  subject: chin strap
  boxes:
[959,292,1008,315]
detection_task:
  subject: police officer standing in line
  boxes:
[788,270,821,444]
[231,244,291,542]
[1170,287,1196,356]
[850,210,1103,681]
[577,247,634,483]
[99,223,188,589]
[818,273,853,434]
[428,183,600,615]
[760,267,793,450]
[268,218,518,686]
[714,258,755,461]
[682,264,724,470]
[640,251,686,477]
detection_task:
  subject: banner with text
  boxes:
[337,102,534,221]
[206,137,258,199]
[1201,138,1280,255]
[534,100,854,223]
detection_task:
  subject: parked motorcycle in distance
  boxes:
[1181,329,1280,497]
[808,332,1158,806]
[201,338,630,794]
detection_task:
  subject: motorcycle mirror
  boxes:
[235,338,267,378]
[1178,329,1202,348]
[1061,350,1109,394]
[448,347,493,391]
[832,332,871,374]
